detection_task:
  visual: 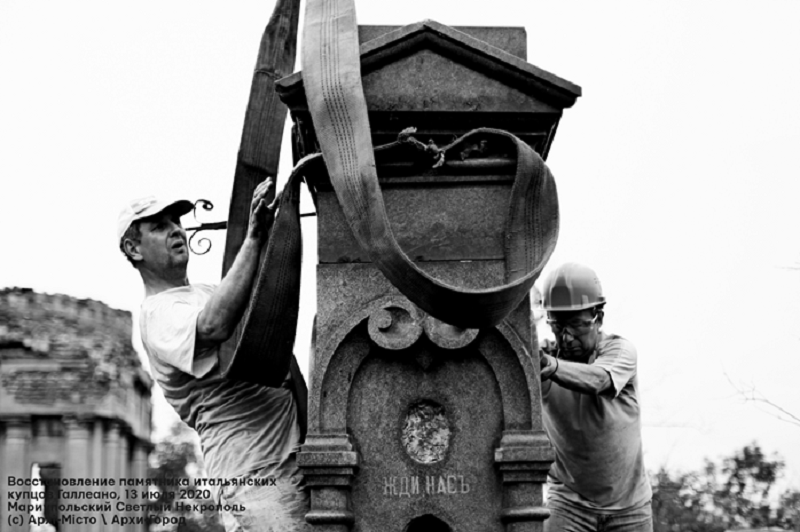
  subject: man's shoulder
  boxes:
[140,283,217,325]
[596,332,637,362]
[599,332,635,351]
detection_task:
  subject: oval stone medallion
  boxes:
[402,400,451,464]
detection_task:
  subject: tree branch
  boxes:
[724,372,800,428]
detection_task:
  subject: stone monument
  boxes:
[277,21,581,532]
[0,288,152,532]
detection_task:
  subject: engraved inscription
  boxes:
[383,475,470,497]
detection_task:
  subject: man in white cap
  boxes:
[118,179,309,532]
[538,263,652,532]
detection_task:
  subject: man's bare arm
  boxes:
[541,354,613,395]
[195,178,278,347]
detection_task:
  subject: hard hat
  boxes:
[541,263,605,311]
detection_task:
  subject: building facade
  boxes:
[0,288,152,532]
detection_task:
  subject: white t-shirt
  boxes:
[542,332,652,512]
[140,284,301,479]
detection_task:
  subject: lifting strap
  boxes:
[221,0,301,277]
[220,0,559,391]
[301,0,559,328]
[216,0,306,436]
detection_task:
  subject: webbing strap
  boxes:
[221,0,561,389]
[301,0,559,328]
[217,0,304,396]
[221,0,301,276]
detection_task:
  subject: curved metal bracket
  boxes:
[185,199,227,255]
[184,198,317,255]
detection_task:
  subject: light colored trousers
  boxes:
[544,499,653,532]
[219,457,311,532]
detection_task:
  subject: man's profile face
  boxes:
[136,210,189,273]
[547,308,602,360]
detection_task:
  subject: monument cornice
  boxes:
[277,20,581,109]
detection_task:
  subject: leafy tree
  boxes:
[776,489,800,531]
[714,445,783,528]
[148,421,224,532]
[652,443,798,531]
[652,464,726,532]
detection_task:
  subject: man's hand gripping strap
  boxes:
[218,0,303,390]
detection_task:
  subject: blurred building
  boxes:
[0,287,152,532]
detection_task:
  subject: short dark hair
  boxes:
[119,221,142,267]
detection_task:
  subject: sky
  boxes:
[2,0,799,488]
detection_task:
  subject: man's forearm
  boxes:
[196,236,262,344]
[544,355,612,395]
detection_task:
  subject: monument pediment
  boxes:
[278,20,581,159]
[277,20,580,111]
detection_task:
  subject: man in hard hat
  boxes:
[538,262,653,531]
[118,179,309,532]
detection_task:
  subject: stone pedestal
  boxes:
[299,288,554,531]
[279,21,580,532]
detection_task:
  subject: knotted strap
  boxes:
[301,0,559,328]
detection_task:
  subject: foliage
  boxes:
[652,463,727,532]
[777,490,800,530]
[652,443,799,532]
[147,421,224,532]
[717,445,783,528]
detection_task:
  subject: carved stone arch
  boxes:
[316,328,371,433]
[303,294,553,531]
[309,295,420,433]
[310,295,541,435]
[478,322,545,431]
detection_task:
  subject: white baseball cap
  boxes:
[117,196,194,242]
